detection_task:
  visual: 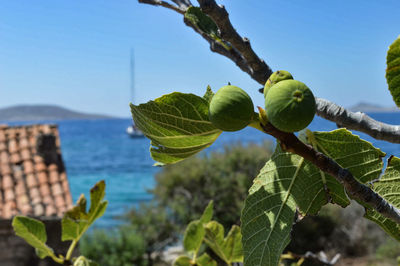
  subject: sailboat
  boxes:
[127,49,144,138]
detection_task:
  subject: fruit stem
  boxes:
[248,112,265,132]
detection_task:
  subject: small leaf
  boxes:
[196,253,217,266]
[73,256,99,266]
[204,222,243,264]
[203,85,214,103]
[204,221,226,260]
[174,255,192,266]
[130,92,222,164]
[61,180,108,242]
[89,180,106,215]
[183,220,205,254]
[223,225,243,263]
[185,6,219,37]
[364,156,400,240]
[386,36,400,107]
[200,200,214,224]
[12,216,54,259]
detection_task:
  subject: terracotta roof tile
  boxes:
[23,160,34,175]
[39,184,51,197]
[15,181,27,195]
[35,162,47,173]
[37,172,48,184]
[19,138,29,149]
[2,175,13,189]
[21,149,31,161]
[0,142,7,152]
[26,174,38,188]
[10,153,22,164]
[0,124,73,219]
[8,139,18,153]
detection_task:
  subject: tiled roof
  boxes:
[0,124,73,219]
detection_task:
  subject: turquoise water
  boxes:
[6,112,400,227]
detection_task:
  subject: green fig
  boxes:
[209,85,254,131]
[265,80,315,133]
[263,70,293,98]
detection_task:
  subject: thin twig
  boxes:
[197,0,273,84]
[316,97,400,143]
[138,0,187,14]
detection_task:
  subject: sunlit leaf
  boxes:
[173,255,192,266]
[73,256,99,266]
[200,200,214,224]
[130,92,222,164]
[12,216,54,259]
[183,220,204,254]
[204,222,243,264]
[312,128,385,206]
[241,128,385,266]
[197,253,217,266]
[61,180,108,242]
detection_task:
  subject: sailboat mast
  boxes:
[130,48,135,105]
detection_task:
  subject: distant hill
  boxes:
[348,102,400,113]
[0,105,114,121]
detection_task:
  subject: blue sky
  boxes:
[1,0,399,117]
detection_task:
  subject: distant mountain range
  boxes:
[0,105,114,121]
[348,102,400,113]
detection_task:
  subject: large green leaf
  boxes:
[241,146,319,266]
[312,128,385,205]
[204,222,243,264]
[62,180,108,242]
[241,128,385,266]
[364,156,400,240]
[386,36,400,107]
[12,216,54,259]
[130,92,222,164]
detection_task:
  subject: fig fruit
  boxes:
[265,80,316,133]
[209,85,254,131]
[263,70,293,98]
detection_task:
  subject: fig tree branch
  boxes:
[138,0,188,14]
[138,0,400,144]
[316,98,400,143]
[260,121,400,225]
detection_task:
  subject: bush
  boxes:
[152,141,274,228]
[124,202,179,264]
[80,227,146,266]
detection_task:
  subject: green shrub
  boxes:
[376,238,400,260]
[152,141,273,228]
[80,227,146,266]
[124,202,179,264]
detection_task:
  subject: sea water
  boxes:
[6,113,400,227]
